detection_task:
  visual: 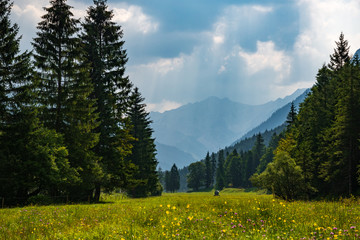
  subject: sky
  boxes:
[10,0,360,112]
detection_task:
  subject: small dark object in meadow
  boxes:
[214,190,220,196]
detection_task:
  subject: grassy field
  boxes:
[0,189,359,239]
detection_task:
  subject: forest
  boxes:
[0,0,160,205]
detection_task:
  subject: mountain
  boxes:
[235,89,309,143]
[155,142,196,170]
[151,89,308,170]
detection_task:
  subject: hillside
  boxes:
[235,89,309,143]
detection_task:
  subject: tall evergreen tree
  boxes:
[169,164,180,193]
[32,0,101,200]
[286,102,297,127]
[210,152,216,184]
[251,134,265,175]
[215,149,225,190]
[328,32,350,71]
[127,87,159,197]
[0,0,76,203]
[81,0,134,200]
[204,152,212,188]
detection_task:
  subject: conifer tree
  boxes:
[251,134,265,175]
[169,164,180,192]
[81,0,134,200]
[328,32,350,71]
[127,87,159,197]
[286,102,297,127]
[225,149,242,187]
[215,150,225,190]
[210,152,216,183]
[32,0,101,200]
[204,152,212,188]
[0,0,76,202]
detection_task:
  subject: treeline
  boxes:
[252,33,360,200]
[179,127,284,192]
[0,0,160,204]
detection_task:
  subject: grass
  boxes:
[0,190,360,239]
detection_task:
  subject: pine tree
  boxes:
[210,152,216,184]
[81,0,134,200]
[204,152,212,188]
[169,164,180,192]
[0,0,76,203]
[225,149,242,187]
[32,0,101,200]
[251,133,265,175]
[127,87,159,197]
[328,32,350,71]
[286,102,297,127]
[215,150,225,190]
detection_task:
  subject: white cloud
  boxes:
[146,100,182,113]
[294,0,360,66]
[252,5,273,13]
[239,41,291,81]
[112,5,158,34]
[138,56,185,76]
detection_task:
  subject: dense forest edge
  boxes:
[0,0,160,206]
[164,32,360,201]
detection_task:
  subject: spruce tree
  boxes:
[286,102,297,127]
[215,150,225,190]
[32,0,101,200]
[328,32,350,71]
[204,152,212,188]
[251,134,265,175]
[127,87,159,197]
[169,164,180,192]
[210,152,216,184]
[0,0,75,203]
[81,0,134,199]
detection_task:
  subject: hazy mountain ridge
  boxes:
[234,89,309,144]
[151,89,308,170]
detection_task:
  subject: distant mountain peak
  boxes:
[352,48,360,61]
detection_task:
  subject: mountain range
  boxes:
[150,88,308,170]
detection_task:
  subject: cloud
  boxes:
[112,5,159,34]
[294,0,360,69]
[146,100,182,113]
[136,56,185,76]
[239,41,291,81]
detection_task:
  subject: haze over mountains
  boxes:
[151,89,308,170]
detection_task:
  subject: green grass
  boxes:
[0,191,360,239]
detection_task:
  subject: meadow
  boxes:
[0,189,359,239]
